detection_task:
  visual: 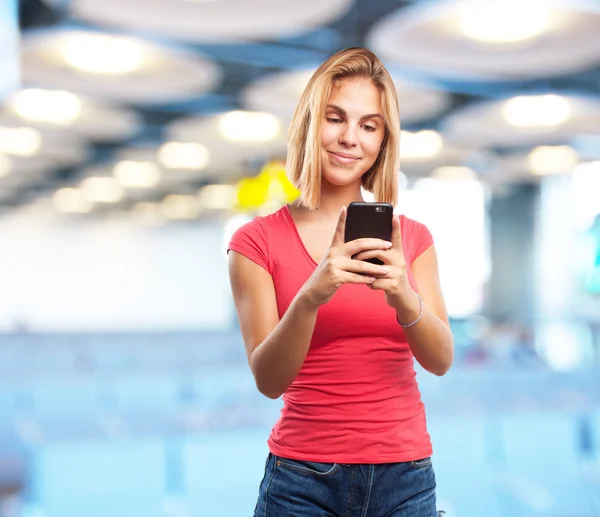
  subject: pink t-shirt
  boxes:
[228,205,434,464]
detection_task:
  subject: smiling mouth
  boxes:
[328,151,360,162]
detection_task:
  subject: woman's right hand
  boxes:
[299,206,393,308]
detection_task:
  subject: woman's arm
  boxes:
[399,245,454,376]
[229,251,318,399]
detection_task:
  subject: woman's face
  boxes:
[320,78,386,188]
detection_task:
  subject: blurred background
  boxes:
[1,0,600,515]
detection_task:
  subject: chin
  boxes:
[322,168,364,187]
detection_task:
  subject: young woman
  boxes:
[228,47,453,517]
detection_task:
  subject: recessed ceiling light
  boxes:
[113,160,161,188]
[401,130,443,160]
[459,0,550,44]
[13,89,82,125]
[198,184,238,210]
[504,94,570,127]
[219,111,280,142]
[158,142,210,170]
[0,154,12,177]
[0,127,42,156]
[528,145,579,175]
[131,202,166,227]
[53,188,93,213]
[64,33,143,75]
[81,177,124,203]
[433,166,477,181]
[161,194,201,220]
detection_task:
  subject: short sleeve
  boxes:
[411,220,434,262]
[400,215,434,264]
[227,218,271,273]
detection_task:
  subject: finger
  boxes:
[353,249,393,265]
[368,278,394,291]
[331,206,347,246]
[337,257,389,276]
[343,237,392,257]
[339,272,376,285]
[391,215,404,255]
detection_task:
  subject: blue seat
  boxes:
[190,367,257,412]
[584,411,600,507]
[26,437,168,517]
[496,411,595,516]
[591,411,600,457]
[113,374,184,413]
[180,427,270,517]
[88,346,132,371]
[26,377,101,419]
[0,385,19,420]
[499,411,580,467]
[27,347,78,374]
[428,414,504,517]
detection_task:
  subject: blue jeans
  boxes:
[253,453,440,517]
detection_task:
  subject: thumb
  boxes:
[331,206,347,246]
[391,214,404,254]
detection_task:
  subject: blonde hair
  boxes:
[286,47,400,210]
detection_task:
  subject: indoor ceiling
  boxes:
[2,0,600,221]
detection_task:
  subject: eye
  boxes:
[327,117,343,124]
[362,124,377,132]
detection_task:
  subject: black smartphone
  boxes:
[344,202,393,265]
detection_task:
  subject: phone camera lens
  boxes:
[375,206,385,213]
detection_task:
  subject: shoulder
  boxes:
[227,206,289,273]
[233,206,288,239]
[397,213,431,236]
[397,214,434,263]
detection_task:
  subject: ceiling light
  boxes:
[504,95,570,128]
[401,130,443,160]
[161,195,201,220]
[81,177,124,203]
[528,145,579,176]
[53,188,93,213]
[0,154,12,177]
[219,111,280,142]
[460,0,549,44]
[0,127,42,156]
[13,89,81,124]
[158,142,209,170]
[131,202,166,227]
[64,34,143,75]
[113,160,161,188]
[432,166,477,181]
[198,184,238,210]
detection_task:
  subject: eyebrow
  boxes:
[327,104,383,121]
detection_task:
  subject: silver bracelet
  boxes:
[396,294,423,328]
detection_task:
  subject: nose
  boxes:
[339,122,357,148]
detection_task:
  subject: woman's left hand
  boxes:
[353,215,420,314]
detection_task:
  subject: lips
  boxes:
[328,151,360,164]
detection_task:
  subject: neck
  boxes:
[315,179,364,217]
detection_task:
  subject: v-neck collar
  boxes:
[283,204,319,268]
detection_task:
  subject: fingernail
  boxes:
[380,266,389,274]
[384,241,392,247]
